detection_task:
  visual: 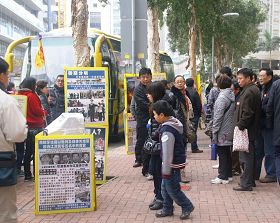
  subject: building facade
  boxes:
[259,0,280,39]
[0,0,44,75]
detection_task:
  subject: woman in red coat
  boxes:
[18,77,47,181]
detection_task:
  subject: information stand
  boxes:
[65,67,109,184]
[34,134,96,215]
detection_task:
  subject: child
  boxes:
[152,100,194,220]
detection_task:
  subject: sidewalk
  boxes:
[16,131,280,223]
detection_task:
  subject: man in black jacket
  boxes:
[233,68,261,191]
[49,75,65,121]
[185,78,203,153]
[255,68,277,183]
[133,68,152,171]
[266,79,280,186]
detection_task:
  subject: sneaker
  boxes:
[180,206,195,220]
[228,177,233,182]
[211,177,229,184]
[149,198,157,208]
[212,164,219,169]
[155,210,173,218]
[150,200,163,210]
[146,174,153,181]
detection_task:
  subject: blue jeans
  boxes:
[161,169,194,213]
[255,129,276,179]
[275,146,280,183]
[190,116,200,151]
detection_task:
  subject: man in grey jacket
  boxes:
[211,75,235,184]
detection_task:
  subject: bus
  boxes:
[5,28,174,141]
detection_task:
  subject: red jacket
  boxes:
[18,89,47,128]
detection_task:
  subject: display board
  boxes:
[65,67,108,126]
[152,73,167,82]
[12,95,27,117]
[124,74,139,155]
[65,67,109,185]
[34,134,96,215]
[85,126,108,184]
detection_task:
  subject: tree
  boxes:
[147,5,161,73]
[71,0,90,67]
[257,31,280,68]
[166,0,265,75]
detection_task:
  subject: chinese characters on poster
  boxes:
[85,127,107,183]
[36,136,95,213]
[66,69,107,125]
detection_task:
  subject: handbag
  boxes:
[143,137,161,155]
[186,121,196,143]
[233,126,249,152]
[0,151,17,186]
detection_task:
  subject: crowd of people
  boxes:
[1,53,280,222]
[131,66,280,220]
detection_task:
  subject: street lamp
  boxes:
[211,12,239,81]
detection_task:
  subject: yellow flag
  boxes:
[35,36,45,69]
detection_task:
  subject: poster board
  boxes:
[12,95,27,117]
[34,134,96,215]
[65,67,109,185]
[64,67,109,126]
[124,74,139,155]
[85,126,108,184]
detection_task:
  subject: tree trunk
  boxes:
[188,4,197,81]
[147,7,160,74]
[71,0,90,67]
[215,41,222,72]
[198,28,205,79]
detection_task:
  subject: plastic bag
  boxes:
[233,126,249,152]
[45,113,85,135]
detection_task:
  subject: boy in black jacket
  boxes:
[152,100,194,220]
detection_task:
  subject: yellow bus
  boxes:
[5,28,174,141]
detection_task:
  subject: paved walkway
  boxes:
[16,132,280,223]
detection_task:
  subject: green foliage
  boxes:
[257,31,280,52]
[165,0,266,67]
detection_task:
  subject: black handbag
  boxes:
[0,151,17,186]
[143,137,161,155]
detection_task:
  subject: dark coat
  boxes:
[266,79,280,146]
[134,82,150,127]
[39,94,52,125]
[260,80,273,129]
[169,86,189,145]
[49,85,65,120]
[186,86,202,118]
[234,83,261,141]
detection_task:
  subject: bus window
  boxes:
[21,37,95,84]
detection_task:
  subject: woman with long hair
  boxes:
[18,77,47,181]
[146,81,173,211]
[36,80,52,125]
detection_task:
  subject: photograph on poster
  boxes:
[85,127,107,182]
[126,77,139,113]
[66,69,107,124]
[37,138,93,212]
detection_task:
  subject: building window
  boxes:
[90,12,101,29]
